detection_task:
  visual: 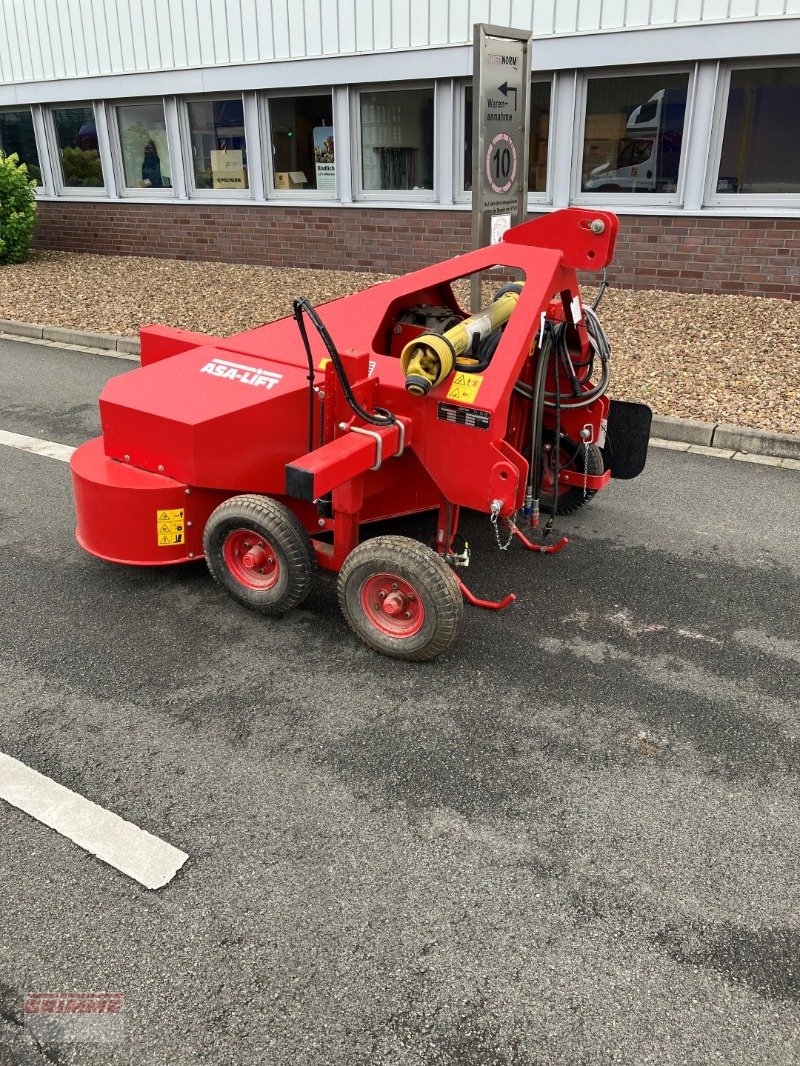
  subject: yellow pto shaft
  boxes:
[400,286,522,396]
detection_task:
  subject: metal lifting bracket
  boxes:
[341,420,406,471]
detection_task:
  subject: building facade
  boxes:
[1,0,799,296]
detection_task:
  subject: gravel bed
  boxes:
[1,250,798,435]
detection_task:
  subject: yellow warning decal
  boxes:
[446,372,483,405]
[156,508,186,547]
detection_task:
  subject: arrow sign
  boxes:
[498,82,518,110]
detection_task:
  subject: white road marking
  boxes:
[0,752,188,890]
[0,429,75,463]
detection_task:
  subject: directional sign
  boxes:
[470,23,532,310]
[498,81,518,109]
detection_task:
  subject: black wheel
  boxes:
[204,494,315,615]
[540,436,605,515]
[338,535,463,662]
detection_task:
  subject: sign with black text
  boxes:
[471,24,532,310]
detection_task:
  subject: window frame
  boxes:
[0,106,45,189]
[179,93,253,200]
[352,81,438,203]
[44,101,108,197]
[570,64,695,209]
[260,87,338,200]
[704,57,800,210]
[106,98,179,198]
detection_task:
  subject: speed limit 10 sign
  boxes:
[486,132,518,194]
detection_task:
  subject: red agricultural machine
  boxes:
[71,208,651,660]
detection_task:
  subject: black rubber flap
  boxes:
[601,399,652,480]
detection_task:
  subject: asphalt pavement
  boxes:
[1,335,799,1065]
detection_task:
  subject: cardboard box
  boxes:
[274,171,308,190]
[584,114,627,141]
[583,139,619,169]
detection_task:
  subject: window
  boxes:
[579,72,689,196]
[52,105,104,189]
[716,66,800,195]
[186,98,248,192]
[116,102,172,190]
[463,81,551,194]
[359,87,434,193]
[0,109,41,185]
[268,94,334,194]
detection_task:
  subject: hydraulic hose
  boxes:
[293,297,396,436]
[522,326,555,518]
[542,303,611,410]
[592,268,608,310]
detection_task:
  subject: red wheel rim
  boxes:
[222,528,280,590]
[360,572,425,638]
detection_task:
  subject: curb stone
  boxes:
[0,319,798,463]
[0,319,139,357]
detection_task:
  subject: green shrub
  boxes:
[0,151,37,264]
[61,147,104,188]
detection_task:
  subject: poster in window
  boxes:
[211,149,246,189]
[313,126,335,191]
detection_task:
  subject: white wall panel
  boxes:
[650,0,680,24]
[577,0,603,31]
[468,0,492,27]
[271,0,291,58]
[336,0,357,53]
[600,0,626,26]
[410,0,430,46]
[371,0,392,50]
[305,0,325,56]
[509,0,534,28]
[490,0,514,24]
[554,0,578,32]
[448,0,472,40]
[168,2,192,69]
[428,0,450,43]
[626,0,653,25]
[255,2,275,62]
[1,0,798,87]
[532,0,556,34]
[287,0,309,57]
[675,0,703,18]
[701,0,730,20]
[392,0,412,48]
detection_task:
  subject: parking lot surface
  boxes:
[1,336,799,1065]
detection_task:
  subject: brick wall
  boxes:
[32,200,800,299]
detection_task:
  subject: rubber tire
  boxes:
[338,536,463,662]
[204,494,315,615]
[540,439,605,516]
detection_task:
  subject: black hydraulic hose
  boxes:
[543,304,610,410]
[293,297,395,431]
[592,268,608,310]
[546,342,562,538]
[294,300,317,454]
[526,326,555,510]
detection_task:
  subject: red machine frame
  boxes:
[71,208,636,659]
